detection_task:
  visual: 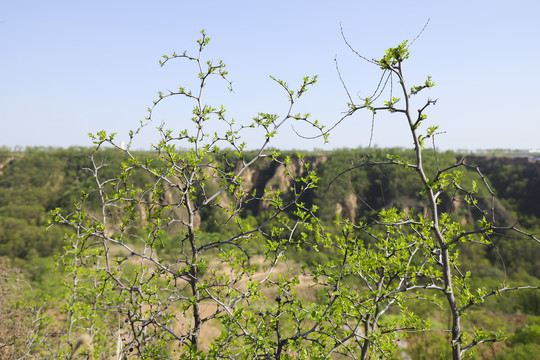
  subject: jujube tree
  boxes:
[49,29,540,360]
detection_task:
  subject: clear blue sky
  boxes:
[1,1,539,151]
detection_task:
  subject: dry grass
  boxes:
[0,257,34,359]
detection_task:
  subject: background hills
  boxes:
[1,146,538,265]
[1,146,539,358]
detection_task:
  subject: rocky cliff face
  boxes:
[228,152,538,227]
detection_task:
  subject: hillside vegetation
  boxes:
[1,148,540,358]
[1,147,538,268]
